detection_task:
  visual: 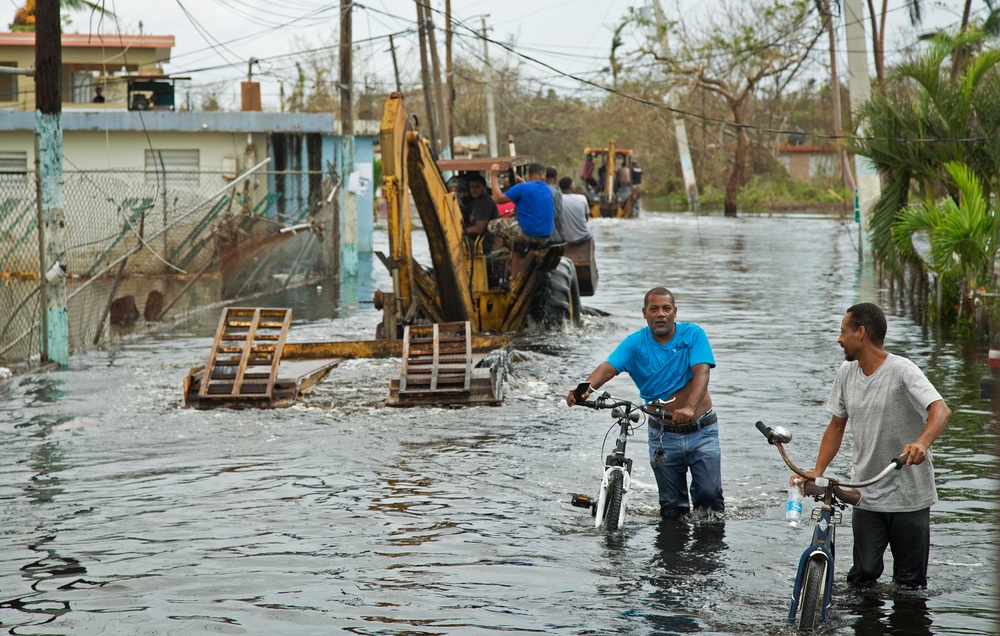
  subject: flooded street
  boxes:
[1,213,995,635]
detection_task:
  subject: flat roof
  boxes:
[0,32,175,49]
[0,111,351,134]
[778,146,836,153]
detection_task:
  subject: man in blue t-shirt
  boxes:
[488,162,554,276]
[567,287,724,519]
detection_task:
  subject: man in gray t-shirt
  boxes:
[801,303,950,588]
[558,176,593,244]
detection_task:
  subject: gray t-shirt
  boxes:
[826,353,942,512]
[549,185,565,243]
[560,192,592,243]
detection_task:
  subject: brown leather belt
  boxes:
[648,410,718,434]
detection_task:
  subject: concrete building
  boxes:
[0,30,377,263]
[776,145,841,185]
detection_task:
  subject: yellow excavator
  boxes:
[182,93,588,410]
[580,140,642,218]
[373,92,584,339]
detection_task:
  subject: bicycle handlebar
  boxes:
[577,392,673,422]
[755,420,906,491]
[576,391,634,411]
[577,392,646,425]
[756,420,790,444]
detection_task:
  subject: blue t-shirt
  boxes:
[606,323,716,402]
[504,180,554,237]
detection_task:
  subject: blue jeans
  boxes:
[647,422,725,518]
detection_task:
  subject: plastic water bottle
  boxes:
[785,482,803,526]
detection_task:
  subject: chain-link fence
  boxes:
[1,167,333,370]
[0,175,42,368]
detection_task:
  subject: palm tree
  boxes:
[852,29,1000,256]
[850,27,1000,326]
[893,161,999,325]
[10,0,113,31]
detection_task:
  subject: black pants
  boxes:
[847,507,931,588]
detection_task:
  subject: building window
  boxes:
[0,151,28,184]
[145,149,199,187]
[809,154,835,179]
[71,71,99,103]
[0,62,17,102]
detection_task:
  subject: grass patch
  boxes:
[645,176,851,213]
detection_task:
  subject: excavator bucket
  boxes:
[387,321,508,407]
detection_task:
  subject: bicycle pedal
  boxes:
[571,494,594,509]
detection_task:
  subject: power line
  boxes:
[82,0,990,144]
[409,1,994,144]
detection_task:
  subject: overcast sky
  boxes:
[63,0,973,111]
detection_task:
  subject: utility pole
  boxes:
[444,0,454,155]
[844,0,879,262]
[423,1,449,158]
[650,0,698,211]
[388,34,401,93]
[339,0,357,278]
[35,0,68,366]
[819,0,855,201]
[415,1,438,155]
[481,16,498,157]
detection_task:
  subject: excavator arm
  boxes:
[379,93,414,323]
[379,93,475,329]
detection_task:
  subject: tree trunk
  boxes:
[866,0,885,85]
[423,2,448,155]
[950,0,973,79]
[724,102,747,217]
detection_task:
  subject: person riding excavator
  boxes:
[488,162,554,277]
[462,174,499,254]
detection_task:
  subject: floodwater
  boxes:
[1,212,995,635]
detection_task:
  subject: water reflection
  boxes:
[644,519,726,633]
[0,214,994,635]
[22,376,66,408]
[2,433,83,632]
[849,590,932,636]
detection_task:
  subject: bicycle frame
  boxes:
[787,486,839,624]
[571,392,647,532]
[593,416,634,529]
[755,420,905,631]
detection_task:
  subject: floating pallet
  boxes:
[183,310,509,410]
[387,321,505,407]
[197,307,292,404]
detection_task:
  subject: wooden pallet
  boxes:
[398,321,473,397]
[197,307,292,403]
[387,321,506,407]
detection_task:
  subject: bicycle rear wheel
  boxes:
[604,470,625,532]
[798,555,827,632]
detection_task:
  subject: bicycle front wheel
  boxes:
[604,470,625,532]
[798,555,827,632]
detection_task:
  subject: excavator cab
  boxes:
[581,140,642,218]
[375,93,585,340]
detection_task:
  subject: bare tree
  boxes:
[657,0,818,215]
[866,0,927,85]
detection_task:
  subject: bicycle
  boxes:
[755,421,906,632]
[569,386,673,532]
